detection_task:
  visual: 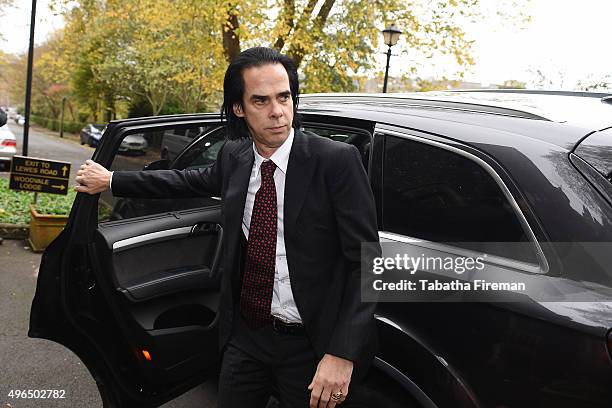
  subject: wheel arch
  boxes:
[375,315,483,408]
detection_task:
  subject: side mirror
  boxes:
[143,159,170,171]
[0,108,6,127]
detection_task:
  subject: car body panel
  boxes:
[0,123,17,161]
[30,116,226,407]
[30,91,612,407]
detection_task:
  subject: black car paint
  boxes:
[29,93,612,407]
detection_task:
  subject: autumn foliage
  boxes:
[1,0,529,123]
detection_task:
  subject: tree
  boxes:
[0,0,14,14]
[499,79,526,89]
[55,0,227,116]
[528,67,567,89]
[576,75,611,92]
[48,0,532,120]
[221,0,531,92]
[0,0,15,39]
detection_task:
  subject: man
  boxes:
[75,47,380,408]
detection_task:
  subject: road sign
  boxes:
[9,155,71,195]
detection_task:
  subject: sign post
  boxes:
[9,156,71,195]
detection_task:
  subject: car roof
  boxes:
[299,91,612,151]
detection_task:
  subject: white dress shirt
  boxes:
[242,128,302,323]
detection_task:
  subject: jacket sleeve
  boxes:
[110,143,225,199]
[325,144,381,362]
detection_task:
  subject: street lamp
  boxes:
[382,25,402,93]
[23,0,38,155]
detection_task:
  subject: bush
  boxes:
[30,115,87,135]
[0,178,76,223]
[0,179,36,224]
[64,121,85,134]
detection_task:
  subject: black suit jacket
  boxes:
[112,129,381,375]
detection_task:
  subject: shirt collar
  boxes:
[252,127,294,175]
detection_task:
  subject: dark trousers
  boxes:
[218,314,318,408]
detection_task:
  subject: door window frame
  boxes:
[301,121,374,173]
[170,125,226,170]
[375,125,549,274]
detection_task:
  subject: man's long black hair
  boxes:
[221,47,301,140]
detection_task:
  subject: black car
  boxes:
[80,123,106,147]
[30,90,612,407]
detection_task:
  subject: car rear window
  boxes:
[382,134,538,263]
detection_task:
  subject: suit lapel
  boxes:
[284,129,315,239]
[226,141,254,239]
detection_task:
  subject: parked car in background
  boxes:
[13,114,25,126]
[160,126,211,161]
[118,133,148,155]
[30,90,612,407]
[0,123,17,169]
[80,124,106,147]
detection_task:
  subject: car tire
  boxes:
[88,136,94,147]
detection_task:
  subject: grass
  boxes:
[0,178,76,224]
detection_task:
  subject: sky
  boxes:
[1,0,611,89]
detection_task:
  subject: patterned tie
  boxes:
[240,160,277,328]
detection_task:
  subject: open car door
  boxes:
[29,115,227,407]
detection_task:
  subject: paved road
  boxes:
[3,123,161,180]
[0,124,219,407]
[0,240,218,408]
[3,123,94,182]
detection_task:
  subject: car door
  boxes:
[29,114,226,407]
[371,123,556,406]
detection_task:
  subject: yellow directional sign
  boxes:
[9,155,71,195]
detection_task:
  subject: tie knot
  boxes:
[261,160,276,179]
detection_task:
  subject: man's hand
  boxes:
[308,354,353,408]
[74,160,112,195]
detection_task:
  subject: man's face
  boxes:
[233,63,294,151]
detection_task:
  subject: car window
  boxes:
[99,125,220,224]
[302,125,371,169]
[172,127,226,170]
[161,126,213,161]
[175,124,370,171]
[382,134,537,263]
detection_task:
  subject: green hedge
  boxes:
[31,114,87,135]
[0,179,115,225]
[0,178,76,224]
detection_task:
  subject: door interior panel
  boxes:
[111,231,221,301]
[90,206,223,383]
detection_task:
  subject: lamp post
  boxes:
[59,97,66,138]
[23,0,37,156]
[382,25,402,93]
